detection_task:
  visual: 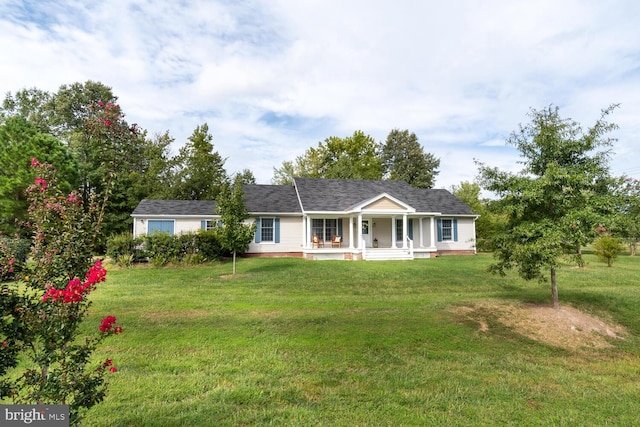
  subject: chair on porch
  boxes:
[330,235,342,248]
[312,234,324,248]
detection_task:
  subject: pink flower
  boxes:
[34,177,47,191]
[109,366,118,373]
[99,315,117,333]
[67,193,82,204]
[30,158,40,167]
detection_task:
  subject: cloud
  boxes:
[1,0,639,187]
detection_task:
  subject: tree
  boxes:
[215,175,256,274]
[610,176,640,255]
[4,81,148,243]
[381,129,440,188]
[1,159,121,425]
[235,168,256,185]
[451,181,507,252]
[272,130,382,183]
[593,234,624,267]
[272,160,298,185]
[169,123,227,200]
[0,87,53,133]
[318,131,383,179]
[49,81,117,140]
[82,100,144,247]
[0,117,77,234]
[476,104,618,308]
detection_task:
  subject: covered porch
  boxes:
[300,213,439,260]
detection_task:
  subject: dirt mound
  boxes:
[452,300,626,350]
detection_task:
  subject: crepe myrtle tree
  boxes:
[0,159,122,426]
[476,104,618,308]
[215,174,256,274]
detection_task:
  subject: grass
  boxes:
[81,253,640,426]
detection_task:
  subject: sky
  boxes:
[1,0,639,190]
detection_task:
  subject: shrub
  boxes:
[183,253,206,265]
[116,254,134,268]
[106,232,144,262]
[196,229,224,260]
[177,232,199,256]
[144,231,181,262]
[593,235,625,267]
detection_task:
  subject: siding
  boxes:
[247,216,303,254]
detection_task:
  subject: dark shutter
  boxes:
[255,218,261,243]
[453,219,458,242]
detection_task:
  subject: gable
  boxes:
[362,197,406,211]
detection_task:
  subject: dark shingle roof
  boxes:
[242,184,301,213]
[132,199,216,216]
[293,178,412,211]
[293,178,474,215]
[132,180,475,217]
[132,185,301,217]
[405,188,475,215]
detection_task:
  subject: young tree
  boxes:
[381,129,440,188]
[169,123,227,200]
[215,175,256,274]
[477,104,618,308]
[593,234,625,267]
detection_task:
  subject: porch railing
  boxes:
[406,235,414,258]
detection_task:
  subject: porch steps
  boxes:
[364,248,414,261]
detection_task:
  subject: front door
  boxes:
[362,219,372,248]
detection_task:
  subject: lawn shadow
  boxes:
[241,257,306,273]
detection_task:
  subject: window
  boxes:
[395,219,414,240]
[261,218,275,242]
[441,219,452,241]
[147,220,174,234]
[437,218,457,242]
[201,220,218,231]
[396,220,403,241]
[255,217,280,243]
[313,218,338,242]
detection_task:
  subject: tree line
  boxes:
[0,81,251,245]
[1,81,444,248]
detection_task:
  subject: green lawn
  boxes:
[82,253,640,426]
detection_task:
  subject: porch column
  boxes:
[402,214,408,249]
[306,216,312,248]
[301,215,307,247]
[357,214,363,249]
[419,217,424,248]
[430,217,436,249]
[349,216,354,249]
[391,215,397,248]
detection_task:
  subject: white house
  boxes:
[131,178,478,260]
